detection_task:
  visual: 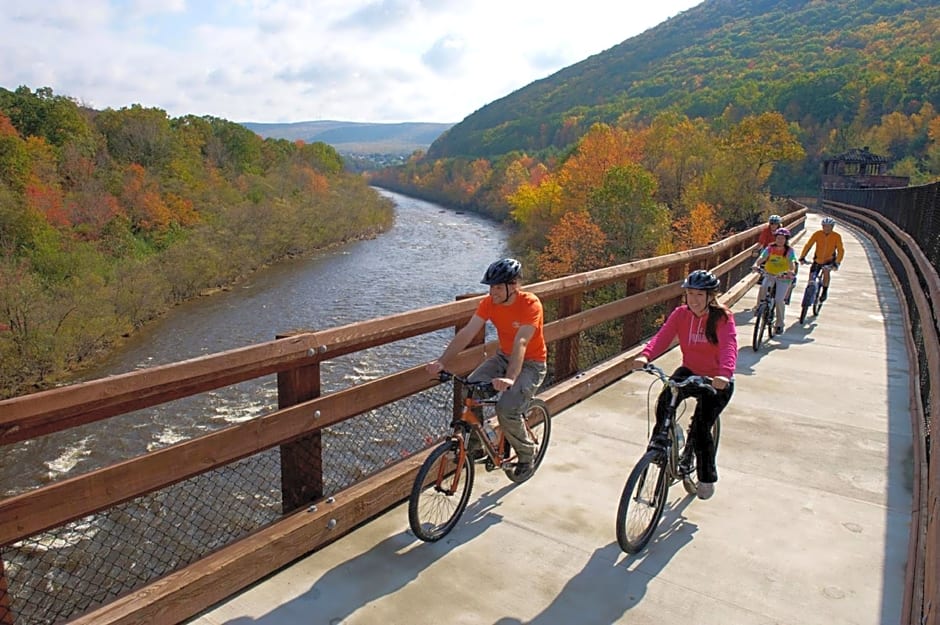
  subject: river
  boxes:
[1,189,510,497]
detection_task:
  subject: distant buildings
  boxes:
[821,147,910,190]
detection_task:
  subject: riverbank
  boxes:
[1,219,394,401]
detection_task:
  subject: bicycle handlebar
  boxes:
[437,370,496,394]
[637,362,717,395]
[800,258,838,270]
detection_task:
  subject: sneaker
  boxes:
[513,461,534,479]
[697,482,715,500]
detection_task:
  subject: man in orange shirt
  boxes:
[800,217,845,302]
[758,214,782,249]
[427,258,547,479]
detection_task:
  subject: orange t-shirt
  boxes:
[475,291,547,362]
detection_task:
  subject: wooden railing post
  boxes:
[621,274,647,350]
[277,342,323,515]
[454,294,485,416]
[666,264,685,312]
[554,293,582,381]
[1,557,14,625]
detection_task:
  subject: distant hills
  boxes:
[242,120,453,156]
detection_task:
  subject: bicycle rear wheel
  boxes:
[616,450,668,553]
[408,440,474,542]
[505,399,552,484]
[752,304,767,351]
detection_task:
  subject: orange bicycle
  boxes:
[408,371,551,542]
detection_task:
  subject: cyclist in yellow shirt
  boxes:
[753,228,798,333]
[799,217,845,302]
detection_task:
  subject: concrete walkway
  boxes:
[190,213,913,625]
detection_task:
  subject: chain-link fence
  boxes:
[0,316,671,625]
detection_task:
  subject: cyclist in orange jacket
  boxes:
[799,217,845,302]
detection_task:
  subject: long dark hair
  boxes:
[704,293,731,344]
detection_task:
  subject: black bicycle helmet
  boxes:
[681,269,720,290]
[768,214,782,225]
[481,258,522,285]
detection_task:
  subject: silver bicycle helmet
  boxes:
[768,214,782,225]
[681,269,720,290]
[481,258,522,285]
[821,217,836,226]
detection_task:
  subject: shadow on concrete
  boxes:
[219,483,517,625]
[491,496,698,625]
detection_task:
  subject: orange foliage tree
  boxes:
[536,210,610,279]
[556,123,645,213]
[120,163,173,232]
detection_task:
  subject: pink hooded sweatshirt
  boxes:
[641,305,737,379]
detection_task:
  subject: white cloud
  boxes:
[0,0,702,123]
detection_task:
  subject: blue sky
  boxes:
[2,0,702,124]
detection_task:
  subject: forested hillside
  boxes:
[430,0,939,169]
[371,0,940,274]
[0,86,394,398]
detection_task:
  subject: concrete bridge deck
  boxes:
[190,214,913,625]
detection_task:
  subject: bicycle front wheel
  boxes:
[813,286,825,315]
[680,417,722,495]
[752,304,767,351]
[408,440,475,542]
[505,399,552,484]
[616,450,668,554]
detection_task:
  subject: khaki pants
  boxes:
[468,354,547,463]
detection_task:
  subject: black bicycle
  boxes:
[408,371,551,542]
[751,268,778,351]
[798,259,836,324]
[615,363,720,554]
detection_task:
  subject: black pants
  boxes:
[654,366,734,483]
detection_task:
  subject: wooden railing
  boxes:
[0,204,806,625]
[821,197,940,625]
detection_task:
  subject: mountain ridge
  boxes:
[426,0,940,161]
[242,120,453,155]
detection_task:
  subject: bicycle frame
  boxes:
[800,260,834,323]
[752,268,779,350]
[446,376,514,471]
[615,363,719,553]
[643,365,707,482]
[408,371,552,542]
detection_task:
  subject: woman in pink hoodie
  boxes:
[632,269,737,499]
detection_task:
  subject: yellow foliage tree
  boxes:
[674,201,723,249]
[507,175,564,250]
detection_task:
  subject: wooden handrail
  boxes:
[0,212,804,625]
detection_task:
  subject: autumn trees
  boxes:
[0,86,394,398]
